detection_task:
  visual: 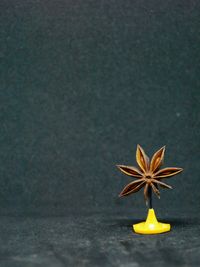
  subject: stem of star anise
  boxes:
[148,186,152,209]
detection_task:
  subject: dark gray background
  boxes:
[0,0,200,266]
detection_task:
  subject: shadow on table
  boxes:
[106,217,199,229]
[160,217,198,228]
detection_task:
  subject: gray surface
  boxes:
[1,0,200,215]
[0,211,199,267]
[1,0,200,266]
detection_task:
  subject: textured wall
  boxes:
[0,0,200,215]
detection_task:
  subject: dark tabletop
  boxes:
[0,209,200,267]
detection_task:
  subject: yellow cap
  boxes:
[133,209,170,234]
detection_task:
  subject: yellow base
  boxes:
[133,209,170,234]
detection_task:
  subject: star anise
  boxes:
[117,145,183,203]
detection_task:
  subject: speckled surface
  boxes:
[0,211,200,267]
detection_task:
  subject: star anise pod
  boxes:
[117,145,183,204]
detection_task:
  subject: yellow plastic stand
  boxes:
[133,209,171,234]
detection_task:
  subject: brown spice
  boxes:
[117,145,183,203]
